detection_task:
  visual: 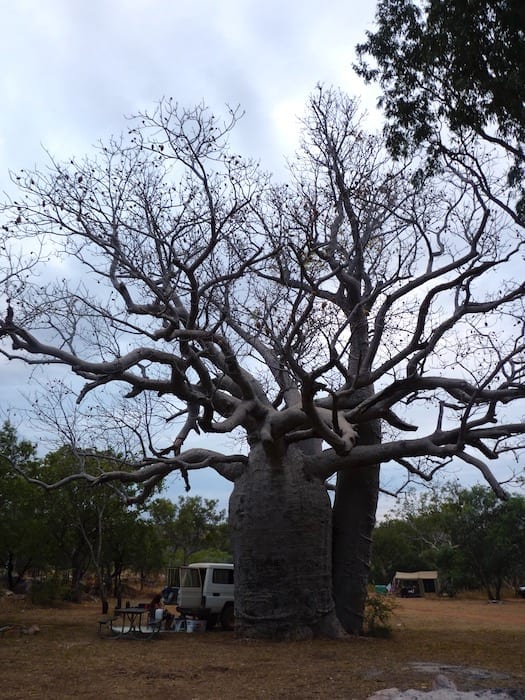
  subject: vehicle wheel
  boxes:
[220,604,235,631]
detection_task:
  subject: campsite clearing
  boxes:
[1,593,524,699]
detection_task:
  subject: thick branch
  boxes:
[306,422,525,483]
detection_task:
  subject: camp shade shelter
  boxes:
[393,571,439,597]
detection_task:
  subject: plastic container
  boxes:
[186,619,207,633]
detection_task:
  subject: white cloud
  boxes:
[0,0,379,173]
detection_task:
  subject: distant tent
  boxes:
[394,570,439,597]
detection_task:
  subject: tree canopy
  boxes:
[0,422,47,589]
[147,495,229,565]
[0,422,228,598]
[355,0,525,220]
[372,483,525,599]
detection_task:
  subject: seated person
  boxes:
[148,593,174,630]
[161,586,178,604]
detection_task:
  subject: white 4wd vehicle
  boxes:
[172,562,235,630]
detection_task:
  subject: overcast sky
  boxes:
[0,0,380,177]
[0,0,388,512]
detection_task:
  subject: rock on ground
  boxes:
[368,673,524,699]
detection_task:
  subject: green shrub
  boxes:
[364,592,397,637]
[30,578,68,605]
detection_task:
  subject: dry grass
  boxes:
[1,593,524,699]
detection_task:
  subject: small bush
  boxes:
[30,578,68,605]
[364,592,397,637]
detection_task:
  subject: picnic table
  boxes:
[106,607,162,640]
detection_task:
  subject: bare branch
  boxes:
[1,92,524,502]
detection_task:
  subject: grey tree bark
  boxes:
[230,442,345,639]
[332,450,380,634]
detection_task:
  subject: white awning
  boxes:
[394,570,438,580]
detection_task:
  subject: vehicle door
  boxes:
[203,567,234,609]
[177,566,202,608]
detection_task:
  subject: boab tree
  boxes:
[1,89,524,638]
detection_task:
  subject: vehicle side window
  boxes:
[212,568,234,585]
[180,568,201,587]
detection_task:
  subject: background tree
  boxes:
[1,91,524,638]
[148,495,230,565]
[37,447,97,600]
[0,422,49,590]
[354,0,525,221]
[373,484,525,598]
[119,517,165,594]
[369,518,431,585]
[0,429,173,600]
[438,485,525,600]
[36,446,150,605]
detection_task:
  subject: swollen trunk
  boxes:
[229,443,344,640]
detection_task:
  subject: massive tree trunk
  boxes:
[229,442,345,640]
[332,414,381,635]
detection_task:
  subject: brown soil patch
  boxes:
[1,594,524,699]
